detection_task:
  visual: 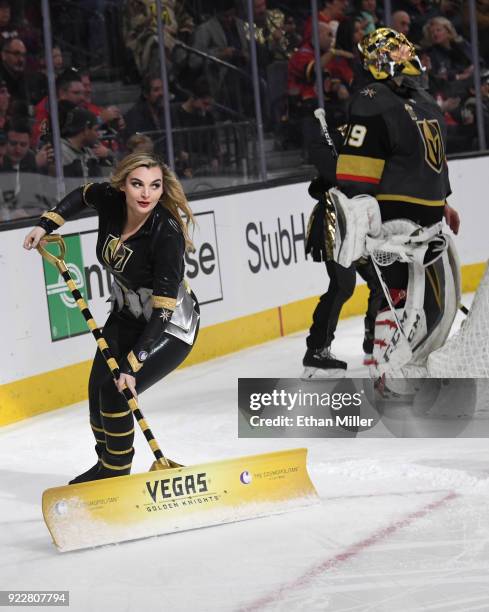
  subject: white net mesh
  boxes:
[428,262,489,417]
[428,262,489,378]
[372,249,399,267]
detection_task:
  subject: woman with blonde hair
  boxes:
[23,153,199,483]
[421,16,474,84]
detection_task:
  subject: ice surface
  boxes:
[1,300,488,611]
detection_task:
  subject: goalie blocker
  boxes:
[329,187,460,380]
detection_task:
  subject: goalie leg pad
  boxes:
[328,187,381,268]
[371,242,459,380]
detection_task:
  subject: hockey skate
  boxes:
[301,346,347,380]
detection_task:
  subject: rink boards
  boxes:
[1,156,488,425]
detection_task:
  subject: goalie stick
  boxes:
[314,107,338,159]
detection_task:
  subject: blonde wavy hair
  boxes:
[421,17,461,48]
[110,153,195,251]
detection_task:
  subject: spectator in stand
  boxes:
[302,0,349,44]
[123,75,166,150]
[391,10,411,36]
[0,77,10,131]
[241,0,290,62]
[80,71,125,131]
[421,16,475,93]
[0,37,34,112]
[0,0,17,41]
[126,132,154,154]
[172,77,219,178]
[353,0,381,35]
[283,14,302,55]
[288,22,348,152]
[29,45,66,105]
[2,0,42,73]
[289,22,333,113]
[1,118,52,172]
[122,0,179,77]
[0,118,53,219]
[32,68,86,147]
[435,0,463,35]
[52,45,64,75]
[391,0,437,44]
[171,10,199,96]
[81,71,125,156]
[459,68,489,146]
[59,103,113,178]
[327,18,366,90]
[189,0,248,110]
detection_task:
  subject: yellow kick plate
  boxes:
[42,448,319,552]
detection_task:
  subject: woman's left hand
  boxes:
[115,372,137,398]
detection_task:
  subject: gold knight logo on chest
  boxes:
[102,234,134,272]
[416,119,445,174]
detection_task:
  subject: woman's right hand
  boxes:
[23,227,47,250]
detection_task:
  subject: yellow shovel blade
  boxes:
[42,448,318,552]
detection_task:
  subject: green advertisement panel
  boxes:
[42,234,89,341]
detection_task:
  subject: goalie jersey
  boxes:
[336,79,451,227]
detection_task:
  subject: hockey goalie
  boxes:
[330,27,462,386]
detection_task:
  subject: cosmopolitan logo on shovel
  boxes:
[42,234,89,341]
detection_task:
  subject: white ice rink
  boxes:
[1,304,489,612]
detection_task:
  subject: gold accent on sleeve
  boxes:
[377,194,445,207]
[127,351,144,373]
[152,295,177,310]
[336,155,385,179]
[82,182,95,207]
[41,211,65,227]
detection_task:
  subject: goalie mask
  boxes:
[358,27,424,80]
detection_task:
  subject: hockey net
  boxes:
[428,262,489,377]
[428,262,489,416]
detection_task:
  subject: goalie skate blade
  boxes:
[301,367,347,380]
[42,448,318,552]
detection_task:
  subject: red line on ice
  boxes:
[238,490,457,612]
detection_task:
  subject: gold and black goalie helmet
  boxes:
[358,27,424,80]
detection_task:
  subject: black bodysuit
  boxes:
[37,182,199,477]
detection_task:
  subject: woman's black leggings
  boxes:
[87,308,197,457]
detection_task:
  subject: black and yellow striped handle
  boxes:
[37,235,178,471]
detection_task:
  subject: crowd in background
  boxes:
[0,0,488,220]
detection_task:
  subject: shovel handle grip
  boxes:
[36,234,66,268]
